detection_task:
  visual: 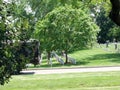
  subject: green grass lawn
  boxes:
[1,71,120,90]
[28,45,120,69]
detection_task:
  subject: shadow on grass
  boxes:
[83,53,120,62]
[68,53,120,66]
[40,63,64,68]
[20,71,35,75]
[39,61,90,68]
[76,61,90,66]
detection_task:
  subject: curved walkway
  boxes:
[21,66,120,75]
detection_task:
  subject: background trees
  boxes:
[95,7,115,43]
[108,26,120,41]
[88,1,120,43]
[27,0,120,44]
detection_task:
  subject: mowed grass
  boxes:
[29,46,120,68]
[1,71,120,90]
[69,48,120,67]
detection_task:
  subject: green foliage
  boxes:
[88,1,118,43]
[12,40,40,74]
[28,0,85,19]
[0,0,35,85]
[11,0,35,41]
[0,1,15,85]
[34,5,99,63]
[95,6,115,43]
[108,26,120,41]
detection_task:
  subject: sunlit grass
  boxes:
[1,71,120,90]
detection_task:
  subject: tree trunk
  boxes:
[47,51,51,65]
[65,50,68,64]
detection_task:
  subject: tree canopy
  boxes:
[34,5,99,63]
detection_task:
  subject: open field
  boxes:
[0,71,120,90]
[28,44,120,69]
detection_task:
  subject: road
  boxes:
[21,66,120,75]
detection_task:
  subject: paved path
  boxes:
[21,66,120,75]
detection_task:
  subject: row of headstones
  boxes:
[52,52,65,65]
[33,52,76,66]
[52,52,76,65]
[106,40,118,50]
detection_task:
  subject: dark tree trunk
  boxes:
[109,0,120,26]
[47,51,51,64]
[65,50,68,64]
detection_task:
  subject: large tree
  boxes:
[34,5,99,63]
[81,0,120,26]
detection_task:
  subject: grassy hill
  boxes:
[28,44,120,69]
